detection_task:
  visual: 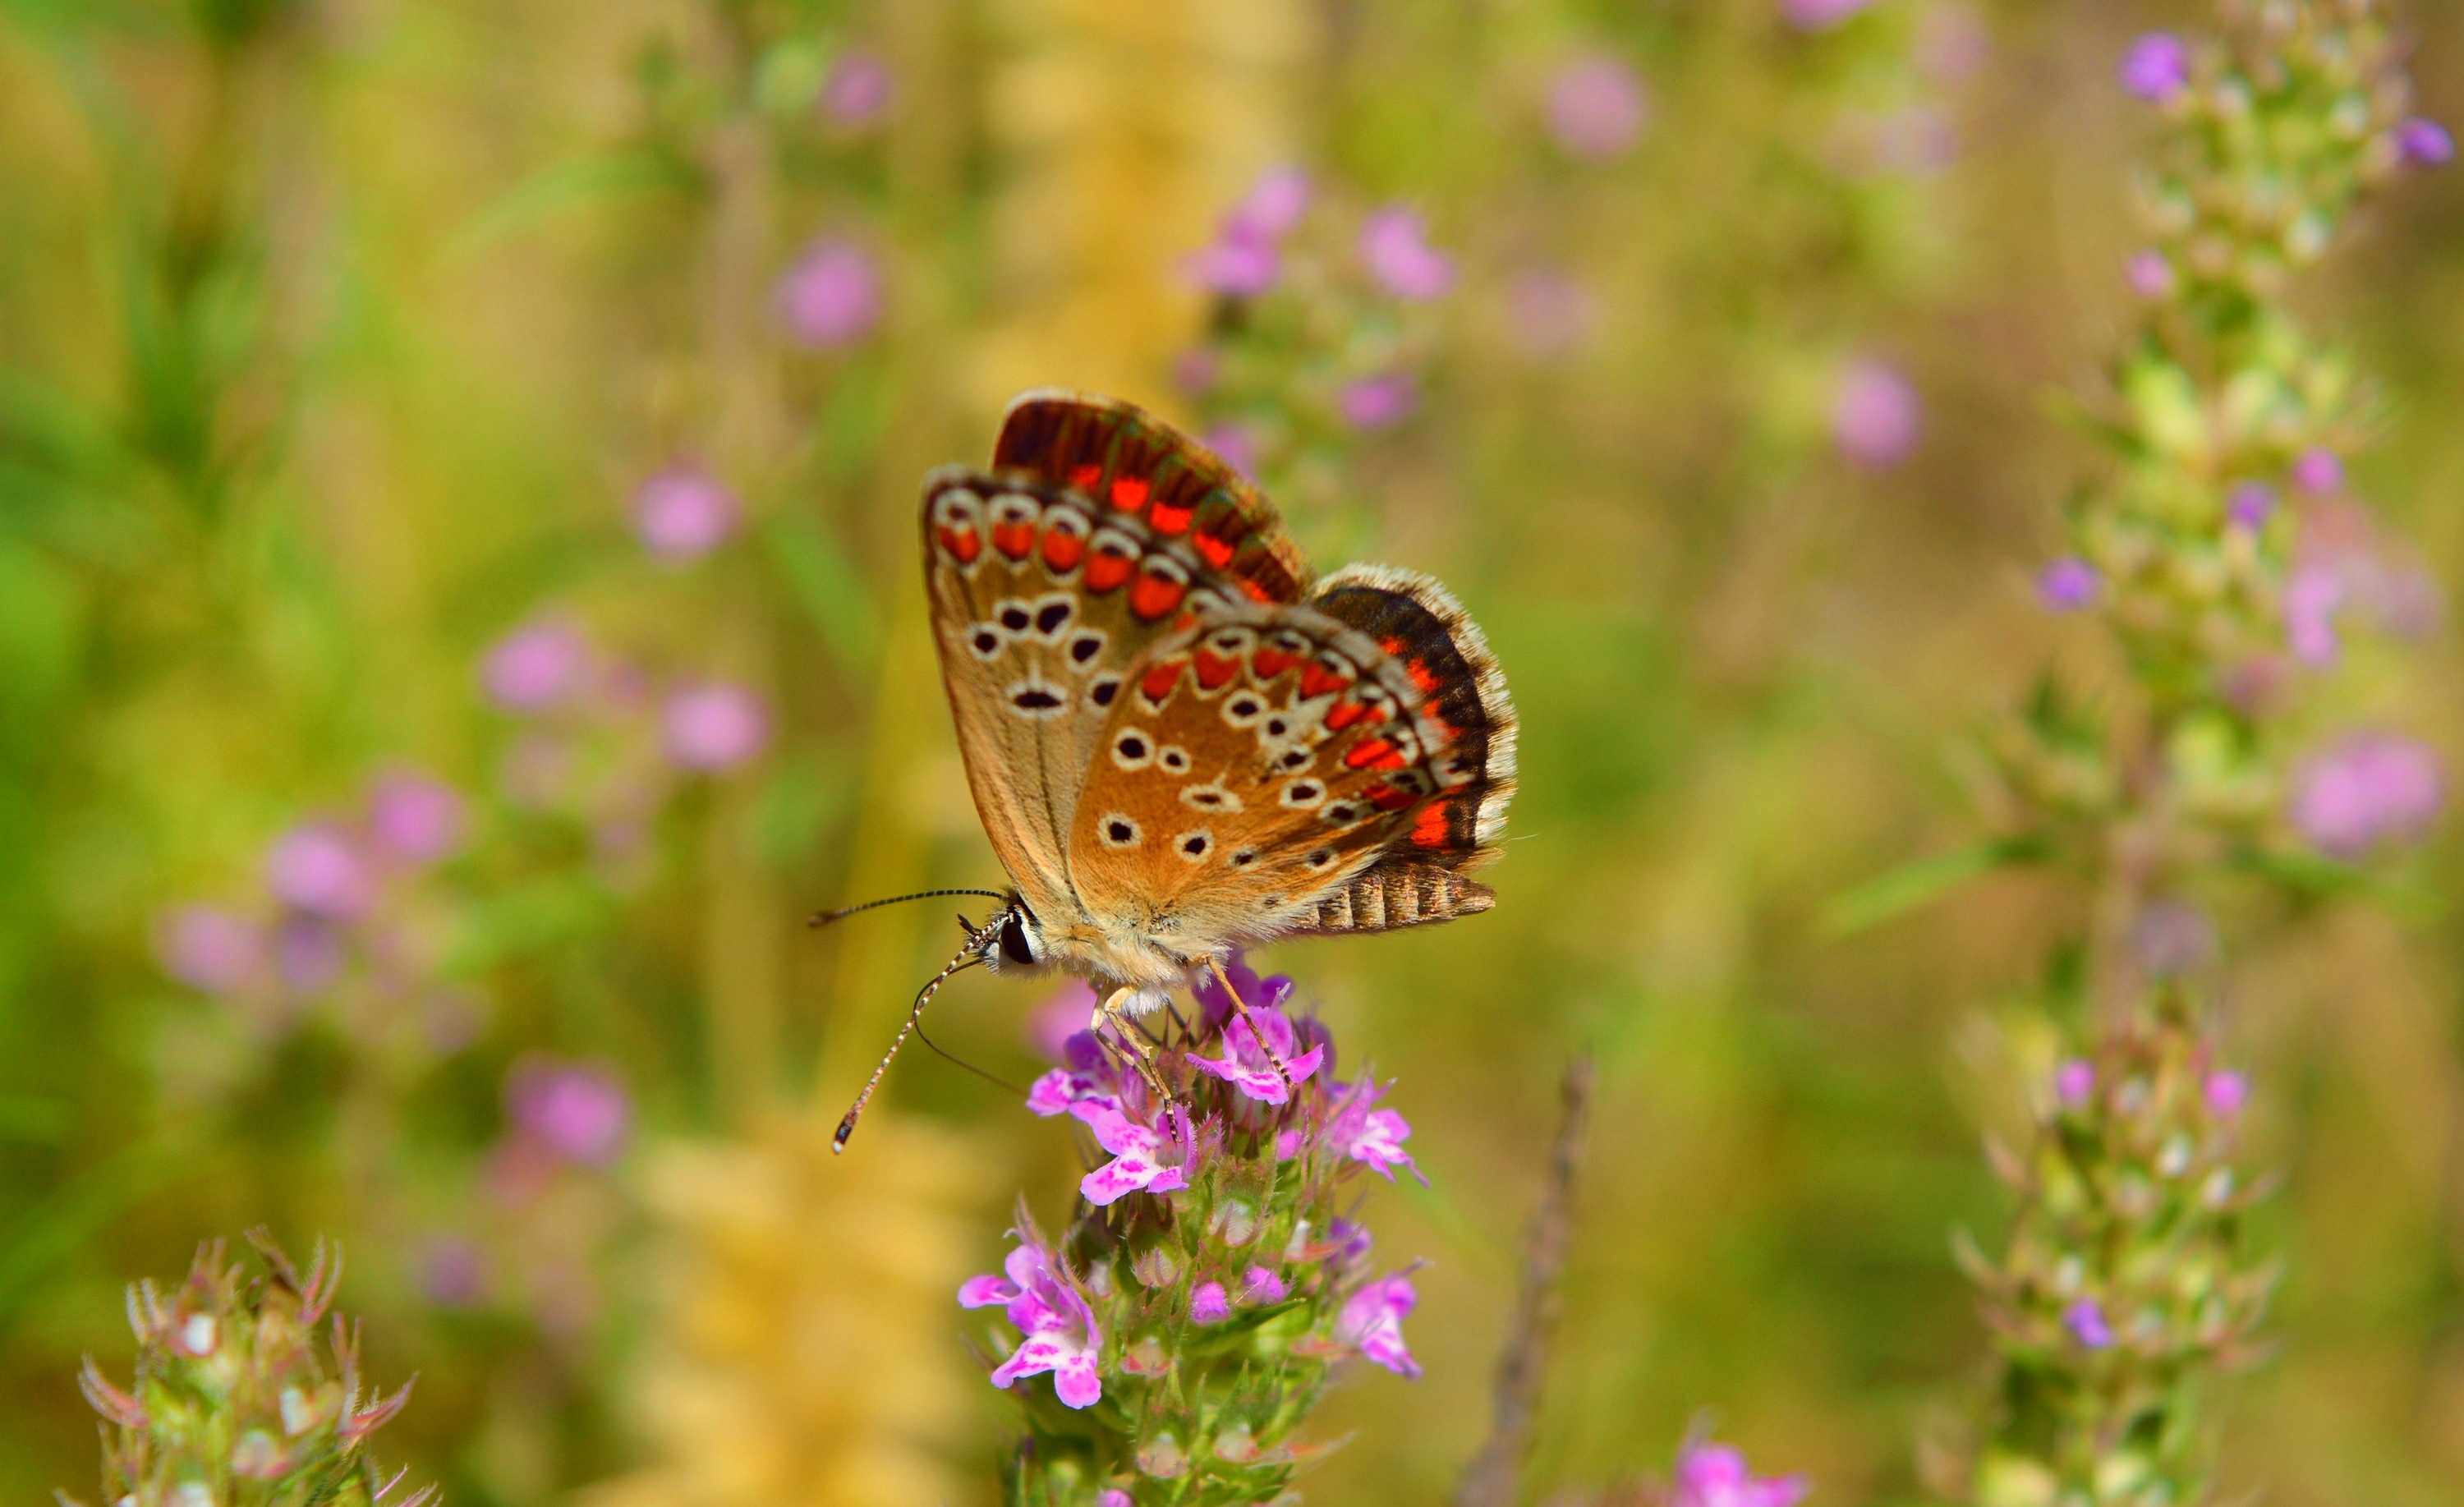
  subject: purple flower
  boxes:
[159,905,262,995]
[1193,955,1295,1028]
[2227,481,2278,529]
[662,682,770,770]
[1240,1265,1286,1303]
[1670,1440,1811,1507]
[1336,1273,1421,1378]
[958,1237,1103,1408]
[1026,1031,1121,1117]
[2397,117,2454,168]
[2292,448,2343,494]
[2204,1068,2250,1118]
[819,49,893,126]
[2063,1297,2116,1349]
[632,466,740,563]
[508,1060,631,1165]
[2125,250,2175,298]
[2054,1059,2095,1107]
[266,824,374,920]
[2036,557,2101,612]
[1069,1100,1191,1206]
[1188,1281,1230,1325]
[1188,168,1312,297]
[1358,207,1454,300]
[1507,272,1597,357]
[1831,359,1920,466]
[1097,1492,1132,1507]
[1027,981,1098,1061]
[1202,421,1258,480]
[776,238,882,348]
[2284,563,2344,665]
[1187,1004,1325,1105]
[1331,1091,1420,1181]
[1188,235,1280,298]
[273,916,346,995]
[1339,374,1418,431]
[483,618,589,712]
[1780,0,1874,31]
[367,773,466,865]
[2289,733,2443,857]
[2118,32,2190,103]
[1228,166,1311,241]
[1547,56,1649,159]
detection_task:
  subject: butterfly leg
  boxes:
[1203,956,1296,1098]
[1094,986,1179,1115]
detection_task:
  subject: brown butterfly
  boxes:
[832,390,1514,1146]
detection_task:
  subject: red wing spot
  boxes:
[1193,531,1234,567]
[991,522,1035,560]
[1140,660,1185,703]
[1324,700,1369,732]
[1342,737,1398,770]
[1365,782,1415,812]
[935,526,981,564]
[1040,528,1086,573]
[1381,636,1406,655]
[1129,570,1189,623]
[1405,658,1441,694]
[1070,464,1103,492]
[1084,549,1135,594]
[1423,704,1459,742]
[1148,499,1194,535]
[1110,476,1150,512]
[1299,662,1353,700]
[1411,801,1453,848]
[1237,577,1273,603]
[1250,647,1295,681]
[1194,650,1241,690]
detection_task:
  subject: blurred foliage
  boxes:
[2,1,2462,1506]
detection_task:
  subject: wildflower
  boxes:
[2283,563,2342,665]
[158,905,261,995]
[1025,1031,1120,1117]
[1669,1439,1810,1507]
[662,682,770,770]
[1507,271,1597,357]
[1779,0,1874,31]
[1358,207,1454,300]
[1831,358,1920,466]
[2397,117,2454,168]
[959,1234,1104,1408]
[2226,480,2277,529]
[2125,249,2175,298]
[367,773,466,865]
[2290,447,2343,494]
[483,618,589,712]
[1188,234,1280,298]
[1070,1101,1192,1205]
[1188,1005,1325,1104]
[632,465,739,563]
[1547,56,1649,159]
[1202,421,1259,480]
[1189,1281,1230,1324]
[273,916,346,995]
[2118,32,2191,103]
[1339,373,1418,430]
[1228,165,1311,241]
[2288,733,2443,857]
[776,238,882,348]
[2062,1298,2116,1349]
[266,824,375,921]
[1240,1265,1286,1303]
[2053,1059,2094,1107]
[2204,1069,2249,1118]
[2036,557,2101,611]
[819,49,893,126]
[1188,168,1311,297]
[508,1059,631,1165]
[1335,1273,1421,1378]
[1330,1087,1420,1180]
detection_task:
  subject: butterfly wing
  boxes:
[922,393,1310,924]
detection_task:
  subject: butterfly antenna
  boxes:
[833,911,1008,1153]
[810,888,1013,927]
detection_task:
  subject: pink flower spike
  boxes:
[775,238,882,348]
[1240,1265,1286,1303]
[1189,1281,1230,1324]
[1339,374,1417,431]
[1832,358,1920,466]
[1187,1008,1325,1104]
[2125,250,2175,298]
[974,1238,1104,1408]
[2063,1297,2116,1349]
[2290,733,2443,857]
[2204,1068,2250,1118]
[1188,234,1280,297]
[633,466,740,563]
[1070,1102,1191,1205]
[819,50,893,126]
[483,618,589,712]
[1337,1273,1421,1378]
[1670,1440,1811,1507]
[958,1272,1022,1308]
[1026,1031,1120,1118]
[2118,32,2190,103]
[2397,117,2453,168]
[267,823,375,921]
[159,905,262,995]
[367,773,467,865]
[2291,448,2344,494]
[507,1059,631,1165]
[662,682,770,770]
[1547,56,1649,159]
[2053,1059,2094,1107]
[1358,207,1454,300]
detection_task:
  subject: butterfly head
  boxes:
[980,895,1048,973]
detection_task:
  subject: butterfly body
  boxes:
[924,391,1515,1004]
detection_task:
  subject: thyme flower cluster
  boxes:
[958,961,1426,1506]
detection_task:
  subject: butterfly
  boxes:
[832,390,1514,1147]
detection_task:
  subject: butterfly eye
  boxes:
[998,912,1040,967]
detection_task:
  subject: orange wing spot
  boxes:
[1040,527,1086,573]
[1299,661,1353,700]
[935,526,981,564]
[1405,658,1441,694]
[1147,499,1194,535]
[1129,569,1189,623]
[1237,577,1273,603]
[1342,737,1401,770]
[1083,547,1136,594]
[1140,659,1185,703]
[1411,800,1453,848]
[1110,475,1150,512]
[1364,782,1416,812]
[1381,636,1407,656]
[1070,463,1103,493]
[1324,699,1370,732]
[1250,647,1296,681]
[991,522,1036,560]
[1193,531,1234,567]
[1194,649,1241,690]
[1422,704,1458,742]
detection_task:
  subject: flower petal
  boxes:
[957,1275,1020,1308]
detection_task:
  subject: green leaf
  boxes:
[1823,836,2051,938]
[447,148,701,261]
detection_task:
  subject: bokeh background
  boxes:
[4,1,2463,1503]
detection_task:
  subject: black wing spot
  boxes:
[999,605,1032,632]
[1280,749,1311,769]
[1230,848,1257,867]
[1012,687,1064,711]
[971,629,1001,656]
[1160,747,1189,772]
[1090,678,1121,706]
[1069,634,1103,664]
[1036,601,1072,635]
[1266,718,1288,736]
[1179,832,1211,858]
[1307,849,1334,869]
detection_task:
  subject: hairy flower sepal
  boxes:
[965,959,1425,1505]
